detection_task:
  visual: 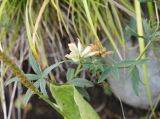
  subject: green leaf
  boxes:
[23,81,40,105]
[124,19,137,41]
[42,61,64,77]
[4,77,19,86]
[76,87,90,100]
[128,66,140,95]
[98,67,112,83]
[110,67,119,80]
[154,31,160,40]
[23,89,33,106]
[25,74,40,80]
[39,79,48,97]
[136,59,148,65]
[83,58,104,75]
[29,51,41,74]
[103,84,112,96]
[116,59,148,68]
[50,84,100,119]
[5,74,40,86]
[66,68,75,81]
[68,78,94,88]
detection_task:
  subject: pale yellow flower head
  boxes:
[65,39,98,62]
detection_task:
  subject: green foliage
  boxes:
[143,19,160,42]
[29,51,42,74]
[5,52,63,105]
[69,54,148,97]
[76,87,90,100]
[66,68,75,81]
[2,0,160,117]
[125,19,137,41]
[83,58,104,75]
[98,67,112,83]
[50,84,100,119]
[103,82,112,96]
[98,59,147,83]
[128,66,141,95]
[125,19,160,42]
[42,61,64,78]
[4,51,101,118]
[116,59,148,68]
[68,78,94,88]
[5,77,19,86]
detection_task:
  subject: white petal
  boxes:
[65,52,77,58]
[72,58,79,62]
[81,46,91,57]
[65,53,80,62]
[68,43,79,53]
[85,51,99,57]
[77,39,83,52]
[65,54,72,60]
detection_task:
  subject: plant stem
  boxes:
[134,0,152,108]
[0,50,64,117]
[136,41,152,61]
[147,0,155,27]
[74,63,82,78]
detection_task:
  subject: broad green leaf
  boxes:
[29,51,41,74]
[50,84,100,119]
[98,67,112,83]
[4,77,19,86]
[66,68,75,81]
[68,78,94,88]
[42,61,64,77]
[116,59,148,68]
[128,66,140,95]
[25,74,40,80]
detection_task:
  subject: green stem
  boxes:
[136,41,152,61]
[134,0,152,108]
[74,63,82,78]
[0,51,64,116]
[147,0,155,27]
